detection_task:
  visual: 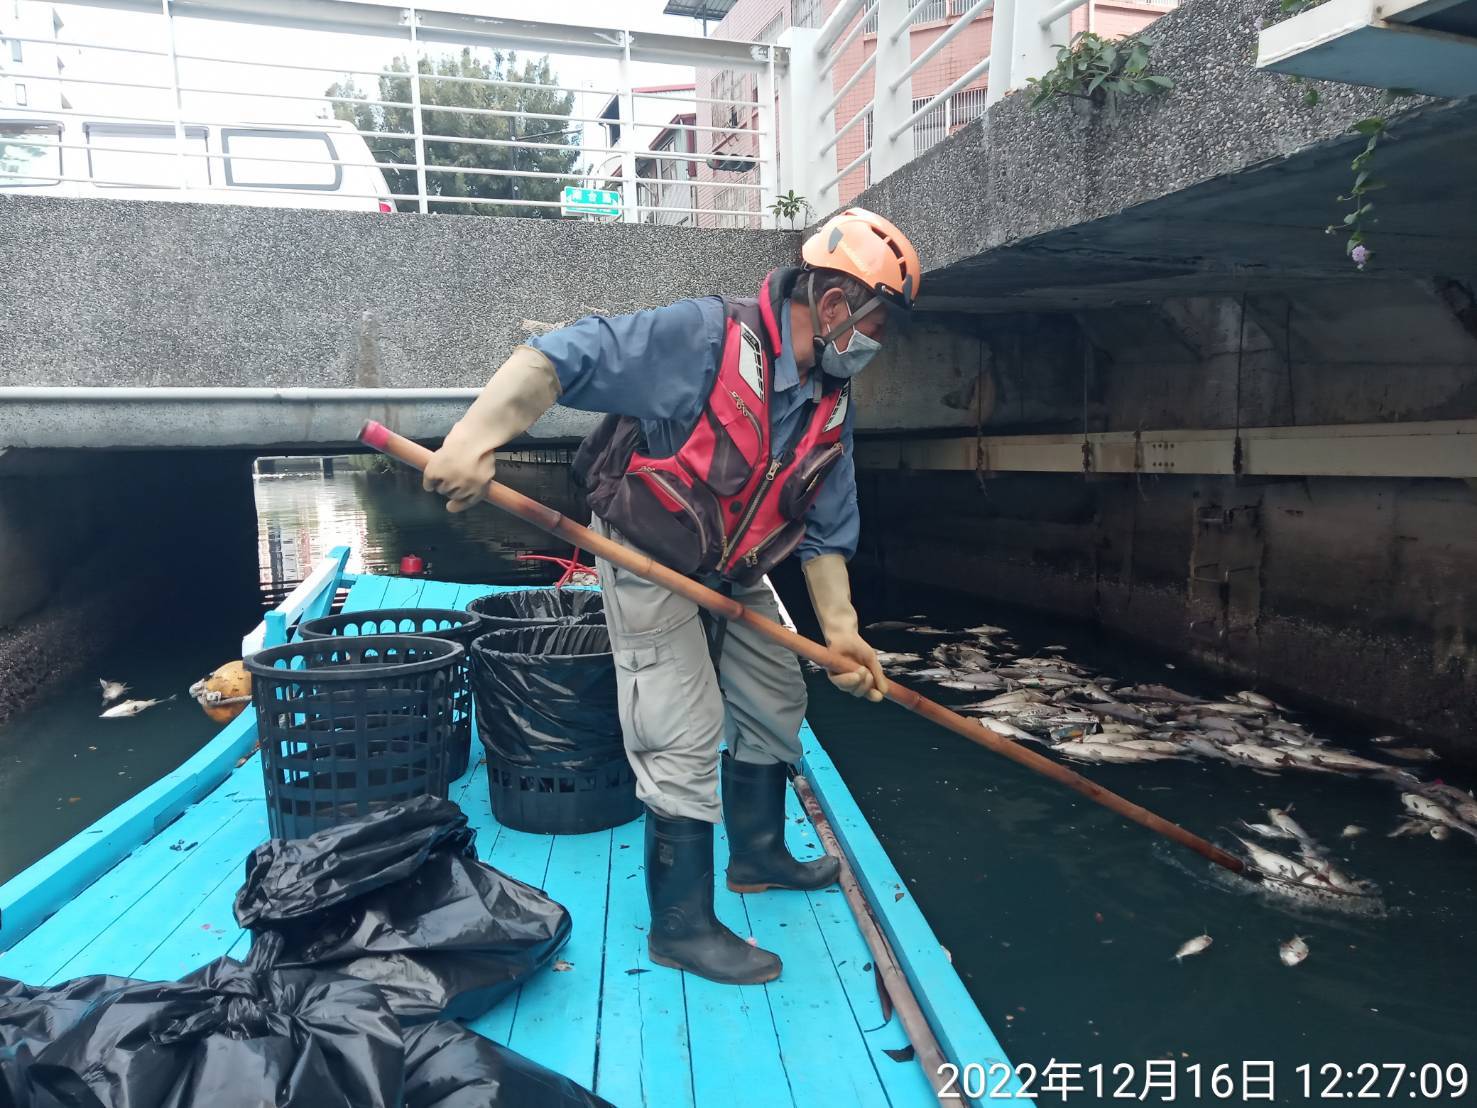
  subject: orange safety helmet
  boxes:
[801,207,921,310]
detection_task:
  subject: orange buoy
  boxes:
[189,660,252,724]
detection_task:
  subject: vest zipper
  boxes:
[720,455,783,570]
[728,390,763,447]
[639,466,710,556]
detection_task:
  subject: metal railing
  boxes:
[780,0,1173,213]
[0,0,782,225]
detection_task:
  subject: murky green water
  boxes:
[3,460,1472,1103]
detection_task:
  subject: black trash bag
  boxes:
[234,795,571,1024]
[402,1022,615,1108]
[469,624,622,772]
[0,960,404,1108]
[466,588,604,631]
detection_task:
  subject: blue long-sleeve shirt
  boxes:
[529,297,859,562]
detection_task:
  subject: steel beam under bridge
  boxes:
[855,420,1477,479]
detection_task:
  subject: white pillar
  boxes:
[869,0,914,183]
[617,31,639,224]
[776,27,833,215]
[756,47,779,228]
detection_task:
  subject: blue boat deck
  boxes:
[0,570,1018,1107]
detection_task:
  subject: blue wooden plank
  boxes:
[413,579,465,614]
[339,573,391,612]
[0,708,260,953]
[798,723,1026,1105]
[378,575,428,608]
[49,772,266,982]
[742,872,891,1106]
[0,754,260,981]
[503,830,611,1089]
[685,822,795,1108]
[593,814,695,1108]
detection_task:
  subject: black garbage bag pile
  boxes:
[0,798,610,1108]
[235,795,570,1023]
[470,624,622,772]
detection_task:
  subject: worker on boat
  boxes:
[424,209,920,986]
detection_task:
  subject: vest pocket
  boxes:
[727,518,806,587]
[776,441,845,520]
[613,464,724,577]
[702,393,765,496]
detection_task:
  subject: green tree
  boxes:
[327,49,578,216]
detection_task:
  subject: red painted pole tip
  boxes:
[360,420,391,451]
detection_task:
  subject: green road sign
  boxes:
[561,186,623,218]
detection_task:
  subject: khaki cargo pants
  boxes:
[591,516,808,823]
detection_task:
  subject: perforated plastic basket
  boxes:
[466,587,604,631]
[298,609,483,781]
[245,634,461,839]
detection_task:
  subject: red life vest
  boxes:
[572,268,850,585]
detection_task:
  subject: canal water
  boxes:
[2,459,1473,1100]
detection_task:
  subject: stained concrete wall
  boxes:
[855,281,1477,756]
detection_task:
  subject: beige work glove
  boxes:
[802,553,888,703]
[423,345,561,512]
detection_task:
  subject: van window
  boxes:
[222,128,342,190]
[85,123,210,188]
[0,120,60,187]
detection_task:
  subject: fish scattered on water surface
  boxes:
[1173,933,1212,962]
[1383,746,1440,762]
[1279,936,1309,967]
[99,695,175,719]
[1268,806,1312,842]
[98,679,130,704]
[1341,825,1366,839]
[1240,820,1294,840]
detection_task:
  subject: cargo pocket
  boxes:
[614,628,719,757]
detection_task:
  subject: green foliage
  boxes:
[326,49,578,216]
[767,189,811,229]
[1327,90,1419,270]
[1026,31,1174,109]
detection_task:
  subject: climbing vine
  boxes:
[1328,91,1418,270]
[1026,31,1174,109]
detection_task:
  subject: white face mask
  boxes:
[809,276,884,380]
[820,327,881,379]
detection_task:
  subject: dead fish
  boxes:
[1370,734,1402,745]
[964,624,1009,636]
[1232,691,1281,711]
[1430,824,1451,842]
[1054,741,1174,764]
[1041,644,1069,653]
[1234,836,1313,882]
[1200,702,1267,718]
[1115,684,1202,706]
[1240,820,1295,840]
[1388,819,1431,838]
[1302,749,1390,774]
[98,679,131,704]
[1173,933,1212,962]
[907,667,954,680]
[1401,793,1468,835]
[1383,746,1439,762]
[1224,743,1289,771]
[978,719,1043,744]
[100,695,176,719]
[1279,936,1309,967]
[1117,739,1186,756]
[1268,806,1312,842]
[876,651,923,666]
[1340,825,1366,839]
[865,620,917,631]
[937,674,1006,691]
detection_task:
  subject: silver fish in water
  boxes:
[1173,933,1212,962]
[1279,936,1309,966]
[100,695,175,719]
[98,678,131,704]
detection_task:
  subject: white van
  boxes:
[0,115,395,212]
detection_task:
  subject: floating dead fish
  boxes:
[1173,933,1212,962]
[1383,746,1439,762]
[1370,734,1402,745]
[1041,644,1069,653]
[1341,825,1366,839]
[1232,691,1281,711]
[1401,793,1476,839]
[1430,824,1451,841]
[1240,820,1295,840]
[1268,806,1312,842]
[1115,684,1203,706]
[98,679,130,704]
[1224,743,1290,771]
[1200,702,1268,718]
[1054,741,1175,764]
[964,624,1008,636]
[100,695,175,719]
[979,719,1043,744]
[1279,936,1309,967]
[876,651,923,666]
[865,620,918,631]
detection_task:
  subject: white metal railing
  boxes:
[0,0,782,226]
[781,0,1173,214]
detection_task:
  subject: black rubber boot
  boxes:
[645,809,782,985]
[722,752,841,893]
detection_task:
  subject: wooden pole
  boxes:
[360,421,1248,877]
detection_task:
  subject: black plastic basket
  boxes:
[298,609,483,781]
[470,622,637,835]
[245,634,462,840]
[486,755,641,835]
[466,587,604,631]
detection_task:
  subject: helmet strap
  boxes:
[807,272,882,349]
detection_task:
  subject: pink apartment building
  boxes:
[673,0,1175,226]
